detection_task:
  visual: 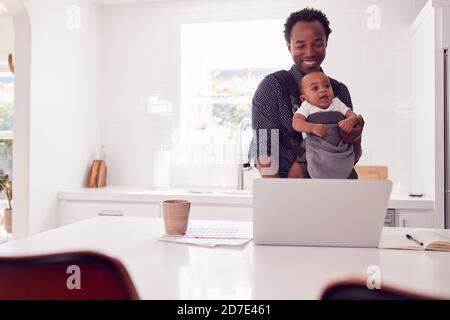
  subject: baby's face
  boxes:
[300,72,334,109]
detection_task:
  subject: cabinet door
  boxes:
[397,210,434,228]
[59,201,160,226]
[189,205,252,221]
[384,209,396,227]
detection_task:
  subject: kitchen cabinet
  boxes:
[396,209,435,228]
[59,201,160,226]
[189,204,252,221]
[58,188,434,227]
[59,198,252,226]
[59,199,431,227]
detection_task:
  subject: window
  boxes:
[0,65,13,179]
[180,19,291,145]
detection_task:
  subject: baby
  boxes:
[290,71,359,179]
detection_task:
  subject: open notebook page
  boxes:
[379,230,450,251]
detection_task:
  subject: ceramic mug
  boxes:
[162,200,190,235]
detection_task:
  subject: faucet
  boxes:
[235,117,253,190]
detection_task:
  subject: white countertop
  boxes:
[0,217,449,299]
[59,187,253,206]
[58,186,434,210]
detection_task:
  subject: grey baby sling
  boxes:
[303,111,355,179]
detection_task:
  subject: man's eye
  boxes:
[312,86,318,91]
[296,45,305,49]
[324,84,330,89]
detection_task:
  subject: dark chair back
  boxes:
[0,251,139,300]
[320,278,438,300]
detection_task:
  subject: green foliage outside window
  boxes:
[0,101,13,131]
[0,140,12,179]
[211,103,251,141]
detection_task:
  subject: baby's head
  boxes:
[299,71,335,109]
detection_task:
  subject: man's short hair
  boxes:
[284,8,332,44]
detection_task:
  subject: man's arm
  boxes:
[340,115,364,162]
[337,83,364,163]
[251,75,282,177]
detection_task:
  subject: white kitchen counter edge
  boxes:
[58,188,253,206]
[58,187,434,210]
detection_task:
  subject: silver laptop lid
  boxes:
[253,179,392,247]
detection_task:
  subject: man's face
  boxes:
[300,72,334,108]
[288,21,327,74]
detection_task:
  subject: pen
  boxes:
[406,234,423,246]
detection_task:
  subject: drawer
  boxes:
[384,209,396,227]
[189,205,252,221]
[59,201,160,226]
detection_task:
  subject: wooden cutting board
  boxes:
[88,160,107,188]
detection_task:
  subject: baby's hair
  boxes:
[299,71,328,94]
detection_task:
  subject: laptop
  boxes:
[253,179,392,248]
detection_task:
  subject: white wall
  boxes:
[411,0,428,19]
[100,0,422,192]
[0,14,14,61]
[323,0,414,194]
[20,0,102,234]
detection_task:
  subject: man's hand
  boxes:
[256,156,280,178]
[312,124,327,137]
[340,114,364,143]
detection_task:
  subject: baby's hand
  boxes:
[339,119,354,133]
[312,124,327,137]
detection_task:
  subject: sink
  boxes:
[218,190,252,195]
[184,189,214,194]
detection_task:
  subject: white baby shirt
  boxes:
[295,97,350,119]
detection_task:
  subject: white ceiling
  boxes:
[0,0,179,9]
[96,0,179,4]
[0,0,189,15]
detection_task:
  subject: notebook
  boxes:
[378,230,450,251]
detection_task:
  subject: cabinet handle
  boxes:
[98,210,124,217]
[402,219,406,228]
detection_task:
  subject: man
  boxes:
[250,8,364,178]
